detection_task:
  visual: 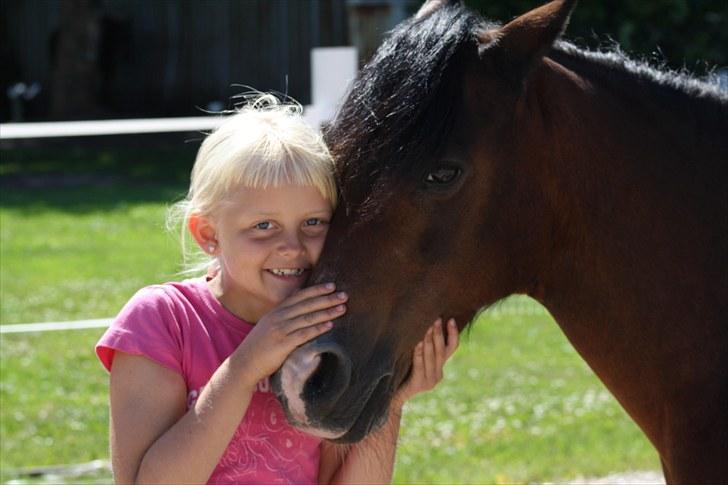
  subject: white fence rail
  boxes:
[0,116,226,139]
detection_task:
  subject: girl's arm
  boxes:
[319,318,459,485]
[110,350,259,484]
[110,283,346,484]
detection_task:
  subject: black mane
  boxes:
[324,4,484,217]
[553,41,728,104]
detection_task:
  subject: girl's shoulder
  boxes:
[123,277,251,334]
[106,278,211,341]
[96,277,211,374]
[125,277,210,313]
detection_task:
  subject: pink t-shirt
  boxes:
[96,277,321,485]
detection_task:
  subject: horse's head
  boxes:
[272,0,577,442]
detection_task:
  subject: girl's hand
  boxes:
[394,318,459,406]
[232,283,347,388]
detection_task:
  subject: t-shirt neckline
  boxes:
[191,276,256,333]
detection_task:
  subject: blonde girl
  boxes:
[96,94,459,484]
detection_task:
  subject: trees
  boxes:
[467,0,727,75]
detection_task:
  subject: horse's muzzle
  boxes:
[272,334,394,442]
[272,338,354,439]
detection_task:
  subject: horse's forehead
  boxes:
[327,4,485,210]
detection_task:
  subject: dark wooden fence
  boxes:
[1,0,350,121]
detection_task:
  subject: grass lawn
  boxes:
[0,145,660,483]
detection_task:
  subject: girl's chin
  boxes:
[264,272,308,299]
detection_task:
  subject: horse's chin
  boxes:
[273,370,394,444]
[328,401,390,444]
[292,425,348,441]
[292,395,391,444]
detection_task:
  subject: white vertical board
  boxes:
[306,46,358,128]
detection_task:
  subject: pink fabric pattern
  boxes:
[96,278,321,484]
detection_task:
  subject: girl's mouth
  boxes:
[266,268,308,279]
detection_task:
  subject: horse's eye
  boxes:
[424,166,461,185]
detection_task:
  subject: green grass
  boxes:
[0,147,660,483]
[1,145,194,325]
[0,310,660,484]
[1,185,185,325]
[0,329,109,480]
[394,306,659,483]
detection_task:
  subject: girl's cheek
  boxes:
[244,236,276,249]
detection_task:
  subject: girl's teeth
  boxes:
[270,269,304,276]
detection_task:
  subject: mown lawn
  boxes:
[0,145,660,483]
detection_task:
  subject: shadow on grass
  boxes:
[1,140,199,213]
[1,183,189,214]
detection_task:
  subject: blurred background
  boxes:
[1,0,726,122]
[0,1,726,483]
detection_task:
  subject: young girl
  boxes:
[96,94,459,484]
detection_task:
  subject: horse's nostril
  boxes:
[306,352,336,394]
[304,349,351,404]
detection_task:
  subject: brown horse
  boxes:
[271,0,728,481]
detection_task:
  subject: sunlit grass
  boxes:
[0,307,660,483]
[0,329,109,479]
[394,304,659,483]
[0,150,660,483]
[1,186,185,325]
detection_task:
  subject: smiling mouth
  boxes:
[267,268,307,277]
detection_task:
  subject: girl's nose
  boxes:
[277,231,305,256]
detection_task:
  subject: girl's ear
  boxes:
[188,213,219,255]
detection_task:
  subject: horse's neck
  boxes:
[529,51,726,312]
[544,48,728,165]
[520,52,727,443]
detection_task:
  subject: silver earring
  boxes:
[207,243,216,253]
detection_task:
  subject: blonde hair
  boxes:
[168,93,337,272]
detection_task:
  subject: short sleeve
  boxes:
[96,286,184,376]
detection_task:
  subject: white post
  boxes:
[303,46,358,128]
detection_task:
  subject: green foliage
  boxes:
[466,0,728,74]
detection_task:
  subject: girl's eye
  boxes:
[304,218,325,227]
[255,221,272,230]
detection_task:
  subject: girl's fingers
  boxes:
[411,342,425,383]
[432,318,446,369]
[423,327,437,382]
[283,304,347,334]
[288,320,334,345]
[445,318,459,357]
[282,283,337,307]
[279,289,348,321]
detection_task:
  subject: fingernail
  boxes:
[336,304,346,312]
[337,291,347,300]
[325,283,335,290]
[325,321,334,328]
[449,319,456,327]
[435,319,442,327]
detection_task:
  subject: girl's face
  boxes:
[210,184,332,322]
